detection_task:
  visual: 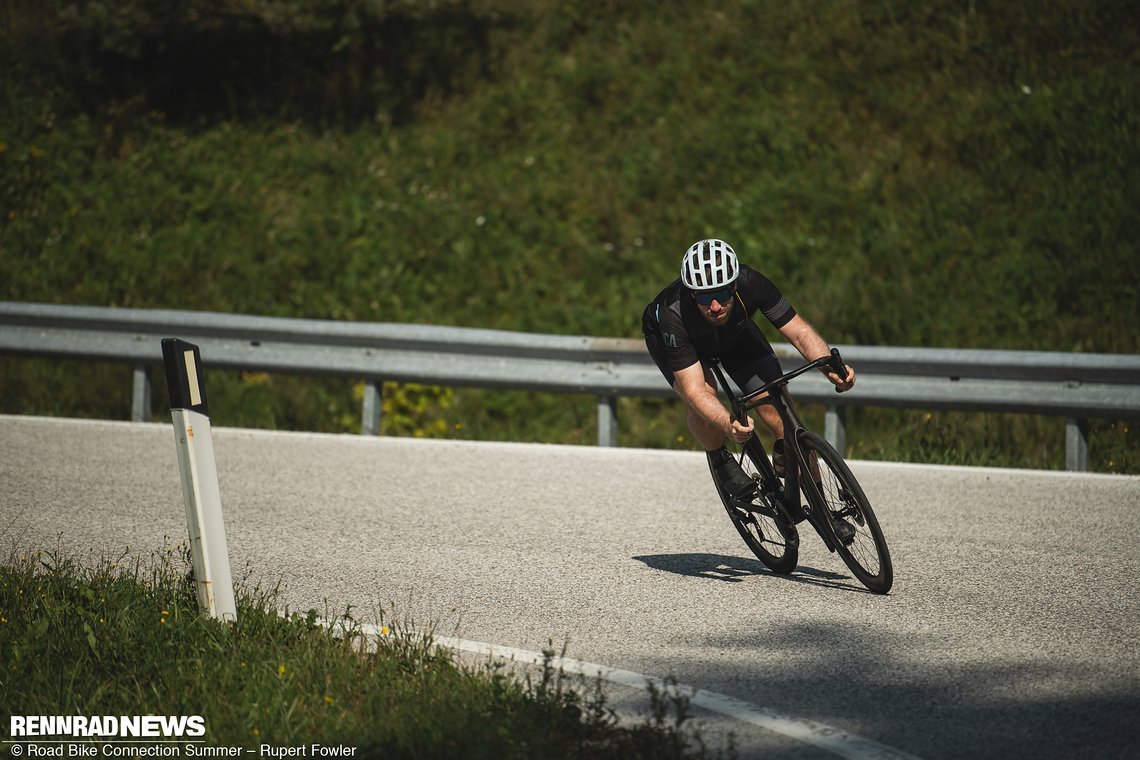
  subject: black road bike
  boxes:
[707,349,894,594]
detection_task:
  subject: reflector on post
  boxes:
[162,338,237,622]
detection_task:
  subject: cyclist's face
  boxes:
[696,293,734,326]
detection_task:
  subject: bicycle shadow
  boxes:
[632,553,868,593]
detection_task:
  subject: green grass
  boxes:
[0,544,734,758]
[0,0,1137,471]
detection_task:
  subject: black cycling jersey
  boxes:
[641,264,796,374]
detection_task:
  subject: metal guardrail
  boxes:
[2,301,1138,470]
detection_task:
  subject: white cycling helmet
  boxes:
[680,238,739,291]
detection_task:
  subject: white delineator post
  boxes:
[162,338,238,622]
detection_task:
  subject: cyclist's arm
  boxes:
[777,315,856,391]
[672,362,754,442]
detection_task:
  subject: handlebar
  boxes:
[734,347,849,414]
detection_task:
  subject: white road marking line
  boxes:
[355,624,921,760]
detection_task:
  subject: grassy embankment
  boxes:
[1,1,1136,471]
[0,545,728,758]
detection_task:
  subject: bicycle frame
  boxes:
[709,349,847,553]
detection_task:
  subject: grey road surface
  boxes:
[2,415,1138,759]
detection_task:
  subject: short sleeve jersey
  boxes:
[641,264,796,372]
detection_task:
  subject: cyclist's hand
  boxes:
[726,415,754,442]
[828,363,856,393]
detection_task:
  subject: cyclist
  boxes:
[642,238,856,507]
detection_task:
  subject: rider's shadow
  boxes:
[632,553,769,583]
[633,553,848,585]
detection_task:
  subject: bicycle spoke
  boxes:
[734,497,791,551]
[796,431,893,593]
[712,441,799,574]
[816,463,882,576]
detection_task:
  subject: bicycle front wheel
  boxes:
[799,432,894,593]
[710,439,799,574]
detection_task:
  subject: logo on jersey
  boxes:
[663,332,678,349]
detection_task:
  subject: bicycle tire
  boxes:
[709,440,799,574]
[798,431,893,593]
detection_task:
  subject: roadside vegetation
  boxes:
[1,0,1136,471]
[0,544,732,758]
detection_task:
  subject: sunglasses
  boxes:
[693,287,734,306]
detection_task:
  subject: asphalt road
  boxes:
[2,415,1138,759]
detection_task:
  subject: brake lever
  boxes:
[829,347,849,392]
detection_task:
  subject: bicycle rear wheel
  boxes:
[709,440,799,574]
[798,431,894,593]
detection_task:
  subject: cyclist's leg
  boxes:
[679,363,758,498]
[706,336,800,570]
[719,323,785,441]
[644,332,727,452]
[647,328,764,500]
[719,327,790,480]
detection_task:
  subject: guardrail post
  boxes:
[131,365,151,422]
[1066,417,1089,471]
[362,380,382,435]
[825,405,847,456]
[598,395,617,447]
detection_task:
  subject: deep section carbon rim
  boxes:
[799,432,893,593]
